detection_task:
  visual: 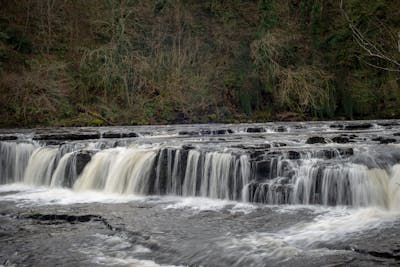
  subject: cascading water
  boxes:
[1,121,400,266]
[0,142,37,184]
[23,147,59,186]
[389,164,400,210]
[73,146,250,199]
[0,121,400,210]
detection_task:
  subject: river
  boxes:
[0,120,400,266]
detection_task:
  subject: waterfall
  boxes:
[74,147,158,194]
[74,149,118,191]
[23,147,58,186]
[50,152,78,188]
[389,164,400,210]
[1,128,400,209]
[103,149,157,194]
[182,150,201,196]
[293,161,389,207]
[0,142,37,184]
[73,147,250,199]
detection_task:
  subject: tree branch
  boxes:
[339,0,400,72]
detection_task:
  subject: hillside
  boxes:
[0,0,399,127]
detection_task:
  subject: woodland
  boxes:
[0,0,399,127]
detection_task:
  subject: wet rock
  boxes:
[314,148,353,159]
[274,126,286,132]
[233,144,271,150]
[102,132,138,138]
[102,132,121,138]
[33,132,100,141]
[178,131,198,136]
[294,124,305,129]
[246,127,266,133]
[121,132,138,138]
[200,130,211,135]
[250,150,265,159]
[0,135,18,141]
[351,150,400,168]
[214,129,232,135]
[377,121,399,127]
[330,123,373,130]
[113,140,127,147]
[246,181,292,204]
[306,136,326,144]
[332,136,350,144]
[22,213,114,230]
[372,137,397,144]
[255,160,270,180]
[75,151,93,175]
[151,149,169,194]
[182,144,195,150]
[43,140,66,146]
[349,245,400,260]
[272,142,286,147]
[329,123,344,129]
[24,214,94,223]
[316,150,335,159]
[180,129,233,136]
[60,150,93,188]
[344,123,373,130]
[287,151,300,160]
[251,144,272,150]
[266,151,282,157]
[338,148,354,157]
[394,132,400,136]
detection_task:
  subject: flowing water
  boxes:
[1,120,400,266]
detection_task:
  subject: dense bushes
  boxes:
[0,0,399,127]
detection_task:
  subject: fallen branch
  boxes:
[77,105,114,126]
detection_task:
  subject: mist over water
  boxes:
[1,120,400,266]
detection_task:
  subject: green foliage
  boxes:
[80,0,137,106]
[259,0,277,34]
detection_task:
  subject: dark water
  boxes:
[1,120,400,266]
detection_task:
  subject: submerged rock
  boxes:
[332,136,350,143]
[345,123,373,130]
[372,137,397,144]
[246,127,266,133]
[274,126,286,132]
[330,123,373,130]
[338,147,354,157]
[272,142,287,147]
[306,136,326,144]
[287,151,301,160]
[179,129,233,136]
[182,144,195,150]
[249,150,265,159]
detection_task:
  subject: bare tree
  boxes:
[340,0,400,73]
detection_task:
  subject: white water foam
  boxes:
[281,207,399,248]
[0,183,260,217]
[0,184,147,206]
[221,206,400,262]
[163,196,257,214]
[74,233,182,267]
